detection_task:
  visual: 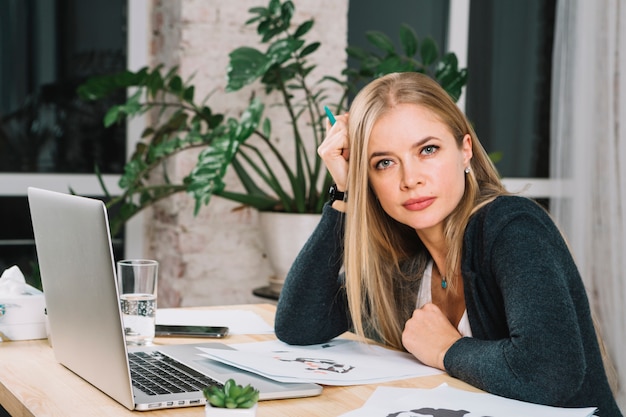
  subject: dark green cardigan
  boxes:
[275,196,621,416]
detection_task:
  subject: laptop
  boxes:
[27,187,322,411]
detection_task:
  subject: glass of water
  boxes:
[117,259,158,345]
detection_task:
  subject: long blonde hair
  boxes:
[344,72,506,348]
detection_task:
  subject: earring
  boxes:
[464,167,470,174]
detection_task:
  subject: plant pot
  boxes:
[254,211,322,299]
[205,403,258,417]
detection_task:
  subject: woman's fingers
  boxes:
[402,303,462,370]
[318,114,350,190]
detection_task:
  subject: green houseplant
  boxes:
[78,0,468,299]
[220,0,468,214]
[77,67,265,236]
[77,0,467,237]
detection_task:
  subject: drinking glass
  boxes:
[117,259,158,345]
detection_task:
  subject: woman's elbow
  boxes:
[275,323,335,346]
[513,360,586,405]
[274,313,346,346]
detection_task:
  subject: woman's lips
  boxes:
[403,197,435,211]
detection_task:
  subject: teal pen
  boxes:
[324,106,336,126]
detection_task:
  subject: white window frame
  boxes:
[122,0,150,258]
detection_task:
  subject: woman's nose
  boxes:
[400,161,423,190]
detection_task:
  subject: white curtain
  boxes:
[551,0,626,410]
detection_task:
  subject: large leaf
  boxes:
[226,47,270,92]
[214,189,278,211]
[186,134,234,214]
[266,38,305,65]
[186,100,264,214]
[365,31,395,55]
[346,46,370,61]
[168,75,183,94]
[376,56,413,77]
[420,37,439,67]
[230,157,275,200]
[399,24,418,57]
[294,19,314,38]
[234,99,265,143]
[442,68,468,102]
[299,42,320,58]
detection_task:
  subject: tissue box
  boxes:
[0,284,46,341]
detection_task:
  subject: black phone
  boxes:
[155,324,229,338]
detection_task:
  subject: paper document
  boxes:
[156,309,274,334]
[338,384,597,417]
[198,338,441,385]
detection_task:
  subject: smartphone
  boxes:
[155,324,229,338]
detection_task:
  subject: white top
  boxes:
[416,260,473,337]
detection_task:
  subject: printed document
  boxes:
[198,338,441,385]
[338,384,597,417]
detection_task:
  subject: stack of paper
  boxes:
[339,384,597,417]
[197,338,442,385]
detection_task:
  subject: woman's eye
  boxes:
[421,145,439,155]
[375,159,393,170]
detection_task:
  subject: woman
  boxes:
[274,72,621,415]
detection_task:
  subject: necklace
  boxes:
[434,263,448,289]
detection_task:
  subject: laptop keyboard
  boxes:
[129,351,222,396]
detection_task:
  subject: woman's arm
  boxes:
[274,203,351,345]
[446,197,589,405]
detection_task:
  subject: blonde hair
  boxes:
[344,72,506,348]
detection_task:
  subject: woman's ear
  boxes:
[461,134,473,167]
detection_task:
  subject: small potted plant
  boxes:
[203,379,260,416]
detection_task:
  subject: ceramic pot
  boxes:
[205,403,258,417]
[255,211,321,298]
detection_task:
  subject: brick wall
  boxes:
[146,0,348,307]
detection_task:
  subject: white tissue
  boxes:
[0,265,46,341]
[0,265,27,296]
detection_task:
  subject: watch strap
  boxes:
[328,184,347,203]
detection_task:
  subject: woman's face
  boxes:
[367,103,472,238]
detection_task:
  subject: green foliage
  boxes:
[224,0,334,213]
[77,0,469,233]
[345,23,468,101]
[203,379,259,409]
[77,66,264,235]
[223,0,468,214]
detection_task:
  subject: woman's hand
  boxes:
[402,303,462,370]
[317,113,350,192]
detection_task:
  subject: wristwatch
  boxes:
[328,184,347,203]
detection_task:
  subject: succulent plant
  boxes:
[203,379,260,409]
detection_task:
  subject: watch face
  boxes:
[329,184,345,202]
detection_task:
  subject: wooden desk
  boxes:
[0,304,478,416]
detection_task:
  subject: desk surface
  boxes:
[0,304,478,417]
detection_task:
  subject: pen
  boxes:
[324,105,336,126]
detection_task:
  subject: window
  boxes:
[348,0,450,66]
[0,0,137,288]
[465,0,556,179]
[349,0,557,201]
[458,0,557,205]
[0,0,127,174]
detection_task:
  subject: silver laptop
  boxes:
[27,187,322,411]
